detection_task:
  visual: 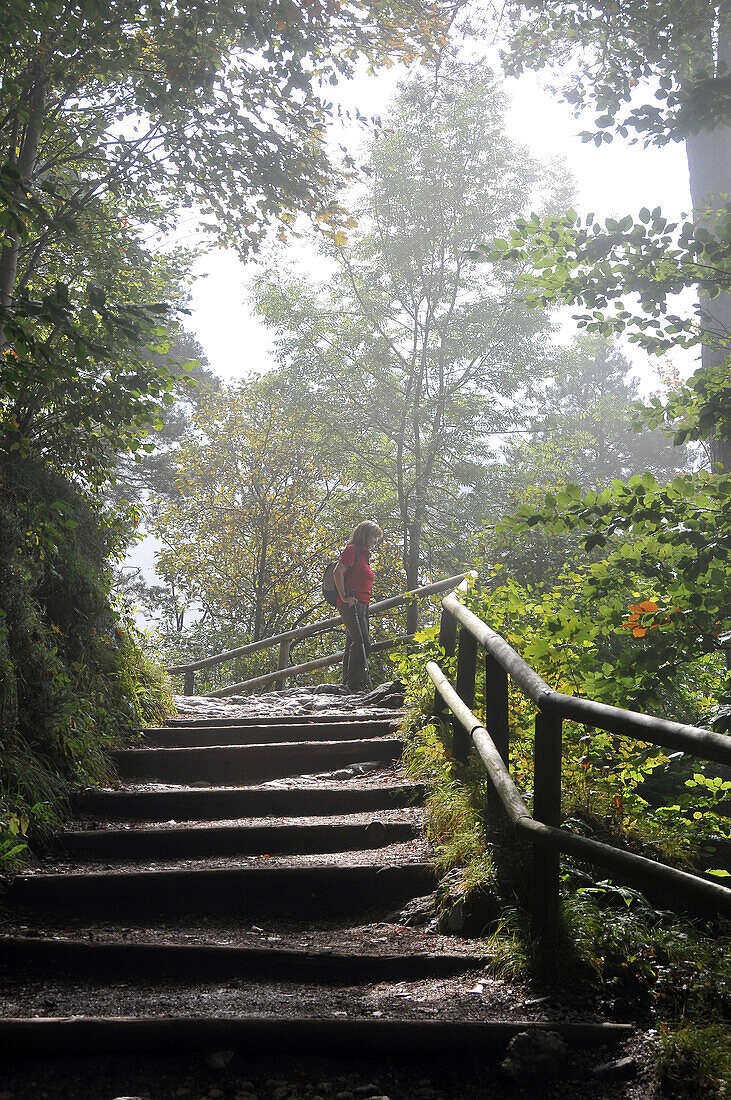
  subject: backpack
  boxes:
[322,546,360,606]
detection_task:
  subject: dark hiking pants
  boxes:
[339,600,370,692]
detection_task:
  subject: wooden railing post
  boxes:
[434,609,457,724]
[277,638,291,690]
[453,627,477,763]
[532,712,563,947]
[485,653,509,766]
[484,652,510,828]
[183,669,195,696]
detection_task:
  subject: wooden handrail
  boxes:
[430,593,731,939]
[208,635,413,698]
[427,660,731,920]
[442,592,731,767]
[167,572,476,695]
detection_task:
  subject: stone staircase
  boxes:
[0,699,633,1087]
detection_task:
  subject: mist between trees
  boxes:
[122,59,690,686]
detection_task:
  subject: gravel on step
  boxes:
[0,919,485,957]
[0,967,549,1022]
[90,767,416,796]
[24,839,430,875]
[65,808,423,834]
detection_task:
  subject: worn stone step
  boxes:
[60,820,417,860]
[165,712,396,727]
[142,719,397,748]
[111,737,403,785]
[0,935,479,982]
[9,862,435,918]
[75,782,425,822]
[0,1016,634,1055]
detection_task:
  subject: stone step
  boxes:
[0,1016,634,1056]
[165,712,395,727]
[74,782,425,821]
[111,737,403,785]
[8,862,435,918]
[141,719,397,748]
[59,820,417,860]
[0,935,479,982]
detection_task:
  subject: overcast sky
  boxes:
[182,59,692,388]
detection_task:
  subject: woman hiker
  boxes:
[334,520,383,693]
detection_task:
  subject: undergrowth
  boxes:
[395,618,731,1097]
[0,456,172,872]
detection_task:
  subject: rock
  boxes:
[350,761,387,774]
[205,1050,234,1069]
[439,896,467,933]
[389,893,436,926]
[592,1056,638,1080]
[361,681,405,706]
[501,1029,568,1080]
[209,1090,225,1099]
[353,1085,381,1097]
[436,869,501,936]
[329,761,385,780]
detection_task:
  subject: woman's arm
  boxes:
[333,560,355,606]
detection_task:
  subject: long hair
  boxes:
[350,520,383,548]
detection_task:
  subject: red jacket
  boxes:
[336,544,374,605]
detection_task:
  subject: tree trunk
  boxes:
[684,17,731,472]
[405,513,422,633]
[253,520,269,643]
[0,64,47,342]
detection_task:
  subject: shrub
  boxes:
[0,456,172,870]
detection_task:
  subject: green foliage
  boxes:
[475,337,686,592]
[478,206,731,361]
[1,0,459,486]
[401,708,496,888]
[657,1023,731,1100]
[1,0,456,258]
[0,455,171,871]
[499,471,730,719]
[485,0,731,493]
[0,178,195,483]
[495,0,730,146]
[147,372,379,644]
[638,360,731,449]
